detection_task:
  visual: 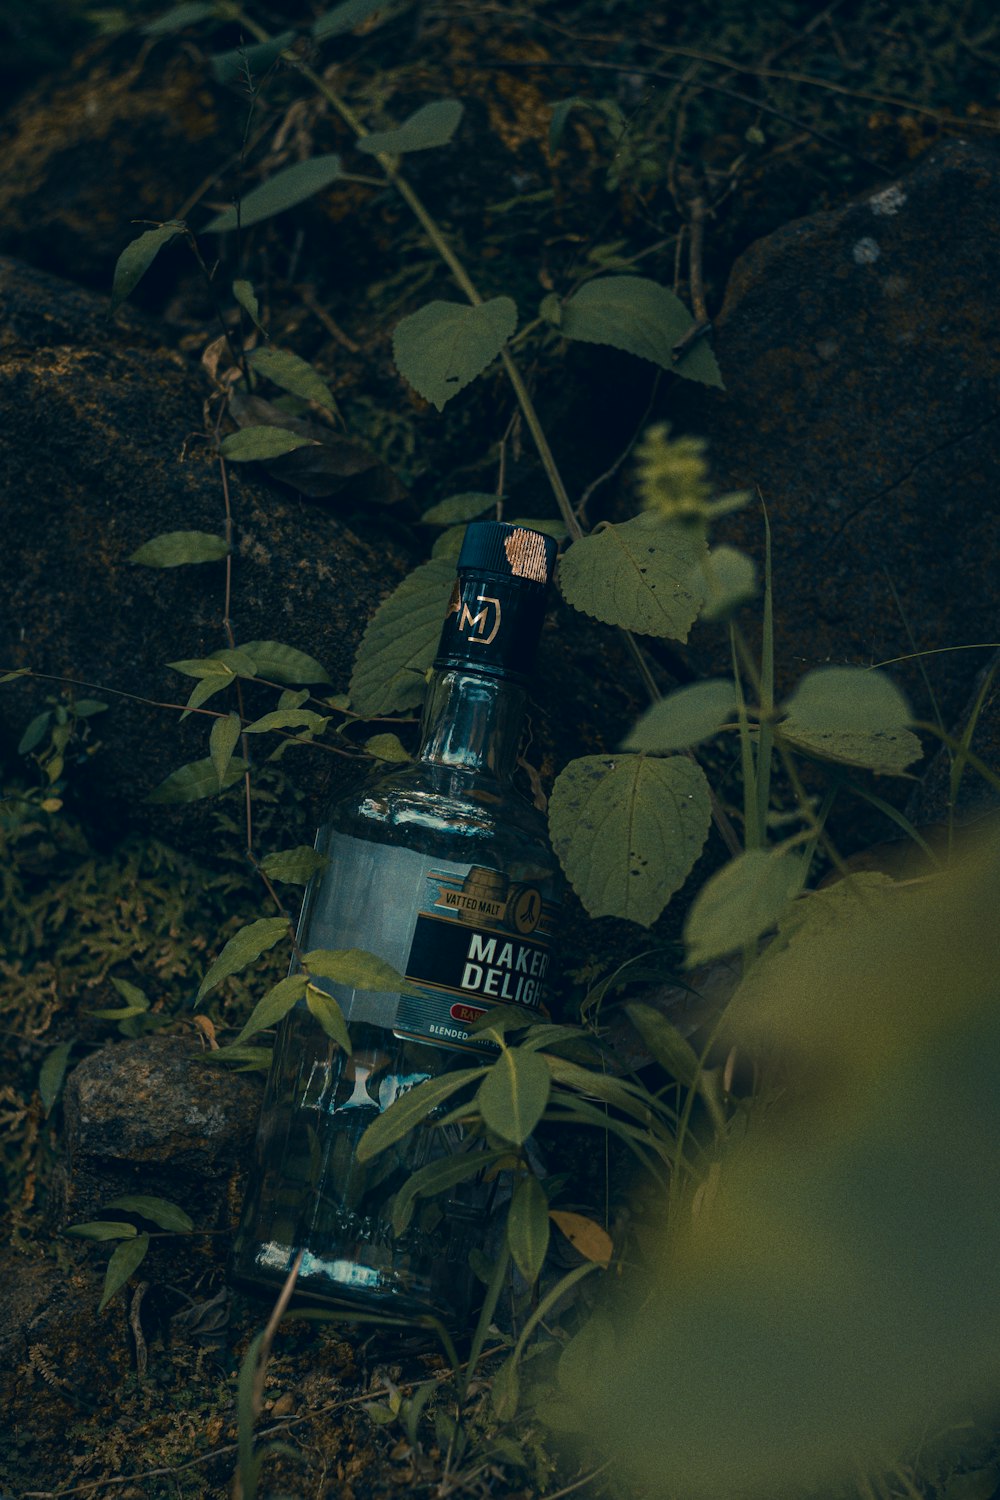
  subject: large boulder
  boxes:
[0,256,415,848]
[678,137,1000,733]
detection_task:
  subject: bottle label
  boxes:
[395,862,557,1051]
[297,833,558,1054]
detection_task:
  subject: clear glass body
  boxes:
[231,668,561,1322]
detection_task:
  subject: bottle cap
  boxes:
[434,522,558,681]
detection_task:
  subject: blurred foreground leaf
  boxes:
[560,839,1000,1498]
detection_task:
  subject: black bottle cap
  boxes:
[434,522,558,681]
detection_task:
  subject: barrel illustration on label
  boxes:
[396,864,557,1050]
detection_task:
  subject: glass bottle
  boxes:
[231,522,561,1323]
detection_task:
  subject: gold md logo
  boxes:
[458,595,502,645]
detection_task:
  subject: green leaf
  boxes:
[557,514,707,641]
[18,710,52,755]
[356,1068,487,1162]
[129,531,229,567]
[233,278,265,331]
[239,640,331,685]
[203,1044,273,1072]
[147,756,248,804]
[39,1042,72,1116]
[624,1001,701,1088]
[204,154,345,233]
[233,974,307,1045]
[72,699,109,717]
[393,297,518,411]
[560,276,723,387]
[548,97,599,153]
[210,713,242,785]
[111,978,149,1009]
[507,1174,550,1283]
[142,2,214,33]
[477,1047,551,1145]
[305,984,352,1052]
[210,32,295,84]
[99,1234,150,1313]
[110,222,183,314]
[549,754,712,926]
[349,557,453,716]
[779,667,922,774]
[303,948,405,990]
[67,1221,138,1241]
[365,733,410,762]
[220,426,316,462]
[624,680,737,753]
[431,525,467,560]
[421,492,496,526]
[249,347,336,410]
[243,708,330,735]
[313,0,391,41]
[692,544,757,622]
[684,849,807,965]
[391,1149,504,1235]
[168,648,258,680]
[358,100,464,156]
[106,1195,194,1232]
[198,917,291,1003]
[491,1356,521,1422]
[259,846,329,884]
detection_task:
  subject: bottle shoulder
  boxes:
[323,761,555,873]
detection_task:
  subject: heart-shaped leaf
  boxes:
[561,276,723,388]
[349,557,454,716]
[558,514,707,641]
[393,298,517,411]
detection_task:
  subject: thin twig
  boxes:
[687,195,708,325]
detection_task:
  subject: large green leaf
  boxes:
[147,756,248,804]
[39,1041,72,1116]
[560,276,724,388]
[356,1068,487,1162]
[205,155,345,233]
[239,640,331,685]
[99,1233,150,1312]
[549,754,712,927]
[349,557,453,716]
[506,1174,550,1283]
[110,222,184,314]
[393,298,517,411]
[66,1220,138,1242]
[106,1195,194,1232]
[220,426,316,462]
[197,917,291,1003]
[557,514,707,640]
[249,347,336,410]
[259,846,329,884]
[233,974,307,1045]
[421,492,496,526]
[358,100,464,156]
[684,849,807,966]
[129,531,228,567]
[779,667,922,774]
[303,948,405,990]
[477,1047,551,1145]
[624,680,737,753]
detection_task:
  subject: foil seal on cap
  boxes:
[456,522,557,585]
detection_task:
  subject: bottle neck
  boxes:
[417,669,527,782]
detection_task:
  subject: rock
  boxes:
[0,256,414,848]
[0,35,241,291]
[59,1036,263,1229]
[676,138,1000,735]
